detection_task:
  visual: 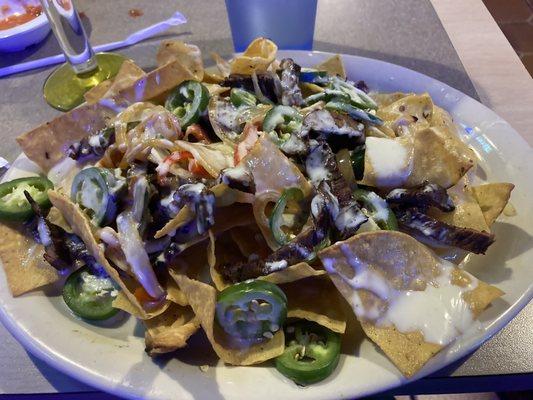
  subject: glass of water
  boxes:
[225,0,318,52]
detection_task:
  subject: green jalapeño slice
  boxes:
[215,280,287,341]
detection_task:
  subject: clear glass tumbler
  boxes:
[225,0,318,52]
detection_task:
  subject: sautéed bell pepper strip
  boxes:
[353,188,398,231]
[0,176,53,221]
[304,89,351,106]
[276,321,341,385]
[328,76,378,109]
[165,80,209,129]
[262,105,303,144]
[269,187,304,246]
[71,168,117,227]
[215,280,287,341]
[230,88,258,107]
[325,99,383,126]
[350,146,365,180]
[62,266,119,321]
[299,68,329,84]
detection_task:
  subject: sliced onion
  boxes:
[252,189,282,250]
[116,212,165,299]
[251,71,274,105]
[131,176,148,224]
[269,71,283,100]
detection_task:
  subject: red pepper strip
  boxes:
[185,124,211,144]
[188,159,212,178]
[234,123,259,165]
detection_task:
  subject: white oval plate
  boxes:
[0,50,532,400]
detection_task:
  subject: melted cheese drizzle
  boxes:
[323,244,478,346]
[365,137,410,187]
[386,268,477,345]
[47,157,81,193]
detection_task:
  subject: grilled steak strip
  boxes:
[387,183,455,212]
[394,207,495,254]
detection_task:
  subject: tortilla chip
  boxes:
[155,185,254,238]
[230,37,278,75]
[171,272,285,365]
[144,302,200,356]
[205,83,230,96]
[407,127,475,188]
[207,224,321,291]
[155,205,194,239]
[314,54,346,79]
[472,183,514,226]
[102,60,146,99]
[165,273,189,306]
[318,231,502,377]
[503,202,517,217]
[260,262,326,285]
[18,60,195,173]
[281,275,347,334]
[203,70,225,84]
[428,177,490,233]
[157,40,204,81]
[112,59,196,105]
[84,80,113,104]
[230,224,271,259]
[85,60,146,104]
[0,222,59,296]
[47,190,164,320]
[361,323,441,377]
[371,92,410,108]
[362,127,474,189]
[244,135,312,195]
[377,93,433,137]
[208,229,247,291]
[364,94,475,189]
[17,103,117,172]
[170,241,213,287]
[210,52,231,78]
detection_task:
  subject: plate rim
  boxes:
[0,49,532,400]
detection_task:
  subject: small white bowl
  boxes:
[0,13,50,52]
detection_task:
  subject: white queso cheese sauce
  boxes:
[322,244,479,346]
[365,136,411,187]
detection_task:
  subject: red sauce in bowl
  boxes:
[0,1,42,31]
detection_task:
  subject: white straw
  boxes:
[0,11,187,78]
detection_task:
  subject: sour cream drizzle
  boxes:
[365,137,410,187]
[323,244,479,346]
